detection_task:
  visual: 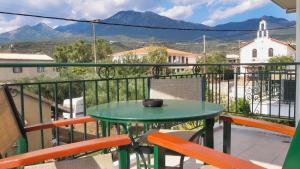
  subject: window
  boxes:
[268,48,273,57]
[259,31,262,37]
[181,57,184,63]
[37,67,45,73]
[264,30,267,37]
[186,58,189,64]
[252,49,257,58]
[173,56,176,63]
[13,67,22,73]
[168,56,172,63]
[261,23,265,30]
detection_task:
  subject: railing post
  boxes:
[223,120,231,154]
[119,145,130,169]
[204,118,214,148]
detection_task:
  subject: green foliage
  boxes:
[144,45,168,64]
[197,52,228,73]
[229,98,251,115]
[95,39,113,61]
[268,56,294,63]
[114,52,149,77]
[54,40,92,63]
[54,39,112,63]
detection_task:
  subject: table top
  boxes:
[87,100,223,123]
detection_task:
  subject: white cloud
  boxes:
[202,0,270,25]
[159,5,194,20]
[0,0,160,33]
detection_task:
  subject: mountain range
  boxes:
[0,11,296,43]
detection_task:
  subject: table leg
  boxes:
[101,120,107,138]
[204,118,215,148]
[154,145,165,169]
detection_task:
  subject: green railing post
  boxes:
[204,118,214,148]
[16,136,28,169]
[223,120,231,154]
[119,145,130,169]
[154,145,165,169]
[17,136,28,154]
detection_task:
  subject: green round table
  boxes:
[87,100,223,148]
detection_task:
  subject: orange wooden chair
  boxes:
[0,85,131,169]
[147,115,299,169]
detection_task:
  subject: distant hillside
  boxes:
[0,11,295,43]
[55,11,210,42]
[0,23,73,43]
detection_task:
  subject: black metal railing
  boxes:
[1,62,297,152]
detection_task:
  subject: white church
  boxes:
[240,19,296,75]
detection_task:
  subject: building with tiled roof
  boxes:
[112,46,199,73]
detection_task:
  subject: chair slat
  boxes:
[0,87,22,155]
[283,122,300,169]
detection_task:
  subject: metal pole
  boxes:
[203,35,207,73]
[92,21,97,73]
[296,0,300,126]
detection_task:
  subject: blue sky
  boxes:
[0,0,295,33]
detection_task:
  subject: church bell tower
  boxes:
[257,20,269,39]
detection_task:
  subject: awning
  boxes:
[272,0,296,13]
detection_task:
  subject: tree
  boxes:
[144,45,168,64]
[268,56,294,63]
[54,40,92,63]
[114,52,148,77]
[96,39,112,61]
[197,52,228,73]
[54,39,112,63]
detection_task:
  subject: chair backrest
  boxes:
[282,122,300,169]
[0,85,26,156]
[149,78,205,101]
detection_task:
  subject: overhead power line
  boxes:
[0,11,296,32]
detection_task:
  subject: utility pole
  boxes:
[203,35,207,73]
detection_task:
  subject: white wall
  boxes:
[240,38,296,74]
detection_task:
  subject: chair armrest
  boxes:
[0,135,130,168]
[220,115,295,137]
[24,116,96,132]
[148,132,265,169]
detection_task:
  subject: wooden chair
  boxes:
[0,85,131,169]
[147,115,299,169]
[136,78,206,168]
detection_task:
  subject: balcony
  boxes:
[0,63,298,169]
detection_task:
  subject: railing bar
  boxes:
[251,66,254,115]
[54,83,60,146]
[95,80,100,138]
[278,70,282,118]
[134,78,138,100]
[142,78,146,99]
[38,84,45,149]
[218,65,221,104]
[235,66,238,113]
[69,82,74,143]
[227,78,230,112]
[260,70,263,115]
[83,81,87,140]
[116,79,120,102]
[106,80,110,103]
[20,85,25,122]
[269,72,272,116]
[126,79,129,101]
